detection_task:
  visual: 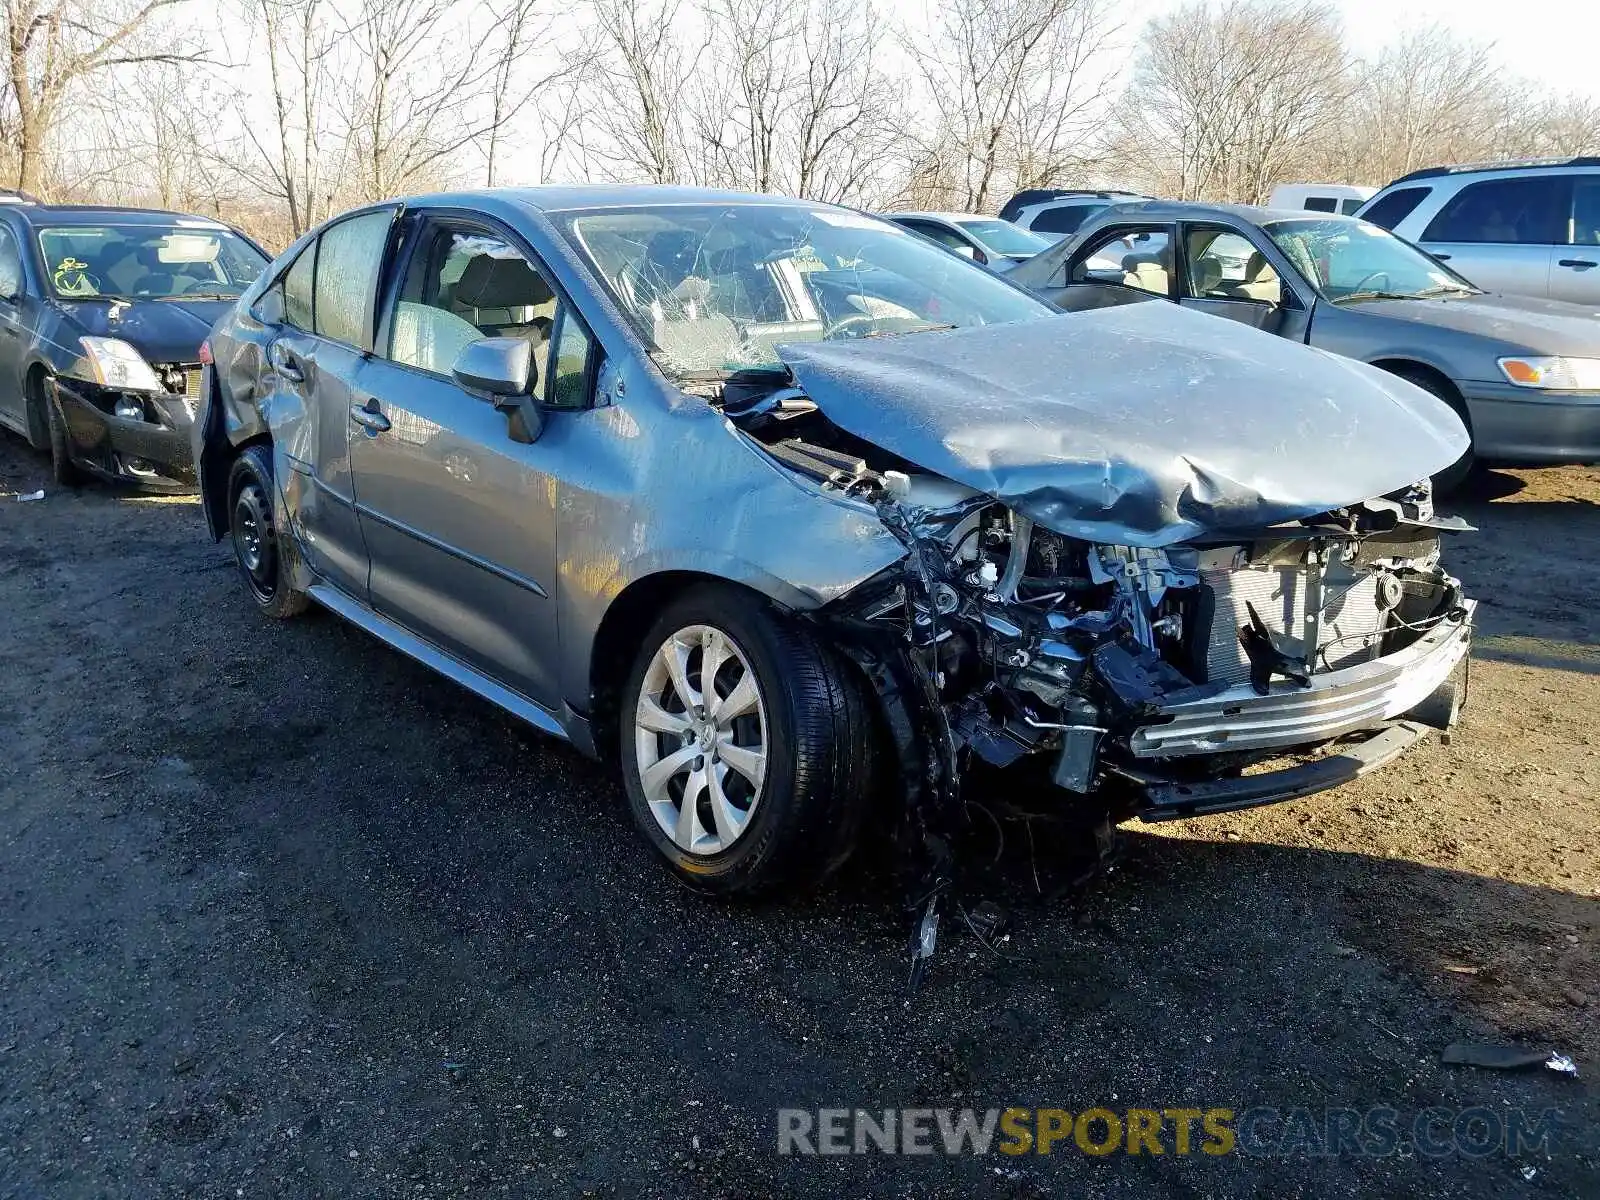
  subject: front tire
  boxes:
[44,385,82,487]
[619,584,878,897]
[227,445,309,620]
[1385,366,1474,494]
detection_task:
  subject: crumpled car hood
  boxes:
[777,303,1469,546]
[59,297,234,364]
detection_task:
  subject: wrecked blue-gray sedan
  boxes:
[193,186,1475,899]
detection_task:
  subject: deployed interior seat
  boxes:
[453,255,556,337]
[1121,250,1170,295]
[1224,252,1282,303]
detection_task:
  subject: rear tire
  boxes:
[619,584,878,897]
[44,385,82,487]
[227,445,309,620]
[1384,365,1474,495]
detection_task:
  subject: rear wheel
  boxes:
[1384,365,1474,494]
[619,584,878,897]
[227,445,309,619]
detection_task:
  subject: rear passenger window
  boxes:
[313,210,393,348]
[283,245,315,330]
[1302,197,1337,213]
[1030,204,1100,236]
[1359,187,1431,230]
[1421,177,1566,245]
[1072,227,1172,296]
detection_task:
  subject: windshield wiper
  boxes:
[1335,290,1415,303]
[1410,283,1480,299]
[860,321,957,338]
[158,292,241,301]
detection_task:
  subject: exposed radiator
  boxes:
[1200,561,1387,687]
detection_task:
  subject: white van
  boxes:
[1267,184,1377,215]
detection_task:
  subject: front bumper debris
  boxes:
[1134,719,1432,821]
[1129,600,1474,758]
[54,377,197,490]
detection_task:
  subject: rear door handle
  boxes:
[1431,253,1451,261]
[269,341,303,382]
[349,400,391,433]
[1557,258,1597,269]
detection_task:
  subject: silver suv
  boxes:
[1358,158,1600,303]
[999,189,1151,240]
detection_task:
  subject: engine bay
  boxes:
[719,376,1472,804]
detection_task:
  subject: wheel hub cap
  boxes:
[634,624,768,856]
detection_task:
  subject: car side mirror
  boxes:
[953,243,977,260]
[453,337,542,443]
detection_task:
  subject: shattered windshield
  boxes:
[1264,218,1475,302]
[37,223,268,300]
[562,204,1053,377]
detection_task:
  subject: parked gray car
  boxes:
[1010,201,1600,477]
[195,187,1474,907]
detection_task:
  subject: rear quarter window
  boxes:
[1029,204,1102,235]
[1360,186,1432,231]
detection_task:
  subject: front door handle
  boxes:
[1557,258,1597,269]
[269,341,303,382]
[349,401,391,433]
[1431,253,1452,261]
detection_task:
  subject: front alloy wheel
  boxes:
[635,624,769,855]
[618,584,880,897]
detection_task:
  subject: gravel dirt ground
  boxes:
[0,435,1595,1199]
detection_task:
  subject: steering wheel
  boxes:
[178,278,227,295]
[1348,270,1392,295]
[822,312,882,340]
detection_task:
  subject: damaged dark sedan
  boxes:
[195,187,1475,902]
[0,200,269,489]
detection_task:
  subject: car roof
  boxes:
[13,203,234,228]
[1387,156,1600,186]
[1079,199,1348,226]
[407,184,846,215]
[887,211,997,223]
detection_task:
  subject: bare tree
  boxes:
[907,0,1115,213]
[790,0,904,204]
[2,0,205,195]
[584,0,697,184]
[1337,27,1506,185]
[480,0,594,186]
[221,0,339,237]
[691,0,799,192]
[1110,0,1348,203]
